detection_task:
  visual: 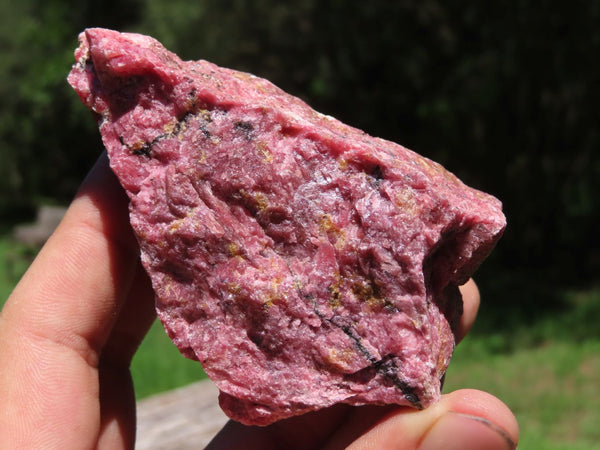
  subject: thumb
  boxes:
[343,389,518,450]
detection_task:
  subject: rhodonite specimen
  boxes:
[68,28,506,426]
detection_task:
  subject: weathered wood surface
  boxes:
[136,380,229,449]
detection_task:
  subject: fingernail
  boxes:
[419,411,516,450]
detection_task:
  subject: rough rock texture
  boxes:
[68,28,506,426]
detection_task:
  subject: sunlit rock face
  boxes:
[68,28,505,426]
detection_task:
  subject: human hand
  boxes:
[0,154,518,449]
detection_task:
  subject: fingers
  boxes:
[455,278,480,343]
[340,389,518,450]
[1,152,141,366]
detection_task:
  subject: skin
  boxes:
[0,154,518,449]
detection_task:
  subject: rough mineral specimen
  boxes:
[68,28,506,426]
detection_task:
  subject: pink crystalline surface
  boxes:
[68,28,506,426]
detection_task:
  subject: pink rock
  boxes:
[68,28,505,426]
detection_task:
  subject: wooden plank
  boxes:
[136,380,228,449]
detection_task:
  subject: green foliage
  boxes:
[445,284,600,448]
[446,339,600,449]
[0,235,36,303]
[130,321,207,399]
[0,0,143,221]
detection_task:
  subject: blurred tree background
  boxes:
[1,2,599,319]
